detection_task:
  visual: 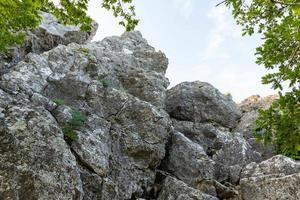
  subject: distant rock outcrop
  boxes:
[0,14,299,200]
[235,95,278,160]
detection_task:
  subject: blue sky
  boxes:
[88,0,275,102]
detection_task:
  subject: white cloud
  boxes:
[200,5,240,61]
[173,0,193,19]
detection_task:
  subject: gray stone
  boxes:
[240,173,300,200]
[197,180,238,199]
[162,131,215,187]
[239,155,300,200]
[241,155,300,179]
[157,176,219,200]
[0,102,83,199]
[235,95,277,160]
[212,131,261,183]
[238,95,278,113]
[0,12,98,71]
[171,119,261,184]
[0,31,172,199]
[166,81,241,128]
[0,17,297,200]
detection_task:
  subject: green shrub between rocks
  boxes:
[77,47,89,54]
[53,98,65,106]
[254,90,300,160]
[63,110,87,143]
[99,78,110,87]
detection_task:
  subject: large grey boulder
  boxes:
[157,176,219,200]
[166,81,241,129]
[162,131,215,187]
[239,155,300,200]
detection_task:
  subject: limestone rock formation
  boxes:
[0,29,172,199]
[0,12,98,73]
[0,15,299,200]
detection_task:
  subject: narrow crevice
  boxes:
[70,148,98,175]
[137,131,176,200]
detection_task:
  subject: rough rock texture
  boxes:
[162,131,215,187]
[163,82,263,199]
[0,12,98,72]
[235,95,277,159]
[239,95,278,112]
[0,31,171,199]
[0,99,83,199]
[157,176,218,200]
[166,81,242,129]
[0,18,299,200]
[239,155,300,200]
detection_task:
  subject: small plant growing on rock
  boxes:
[224,92,233,100]
[88,53,97,62]
[69,110,87,127]
[77,47,89,54]
[63,110,87,143]
[62,127,77,143]
[99,78,110,88]
[53,98,65,106]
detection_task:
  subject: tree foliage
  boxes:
[0,0,138,52]
[224,0,300,158]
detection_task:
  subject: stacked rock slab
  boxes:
[0,12,300,200]
[164,81,262,199]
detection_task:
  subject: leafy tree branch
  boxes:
[0,0,138,52]
[224,0,300,158]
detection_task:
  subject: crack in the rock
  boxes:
[70,148,98,175]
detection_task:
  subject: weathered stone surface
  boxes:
[238,155,300,200]
[0,31,172,199]
[241,155,300,179]
[0,11,98,73]
[238,95,278,113]
[166,81,241,128]
[170,119,261,184]
[85,86,171,199]
[240,173,300,200]
[197,180,238,199]
[235,95,277,160]
[212,131,261,183]
[0,100,82,199]
[171,120,228,152]
[157,176,219,200]
[162,131,215,187]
